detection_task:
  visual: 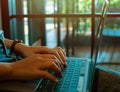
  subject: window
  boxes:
[2,0,119,57]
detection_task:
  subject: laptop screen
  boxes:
[90,0,109,90]
[94,0,109,64]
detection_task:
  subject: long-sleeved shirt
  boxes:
[0,30,15,62]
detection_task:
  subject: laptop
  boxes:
[0,0,109,92]
[89,0,109,91]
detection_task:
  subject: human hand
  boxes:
[10,54,62,83]
[53,47,66,67]
[17,46,66,68]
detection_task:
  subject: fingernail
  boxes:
[55,79,59,83]
[63,64,66,68]
[63,62,67,68]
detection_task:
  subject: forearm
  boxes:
[0,63,12,80]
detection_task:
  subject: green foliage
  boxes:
[96,0,120,30]
[46,0,120,34]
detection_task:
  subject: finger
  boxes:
[48,55,64,70]
[43,58,63,71]
[36,47,65,66]
[40,70,58,83]
[57,47,66,56]
[54,48,66,67]
[50,50,64,65]
[38,54,56,59]
[50,57,63,71]
[52,51,64,65]
[53,56,64,70]
[40,62,62,77]
[36,55,63,70]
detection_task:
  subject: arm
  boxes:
[0,54,62,83]
[4,39,66,67]
[0,63,12,80]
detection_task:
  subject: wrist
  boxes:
[14,42,29,57]
[10,39,23,55]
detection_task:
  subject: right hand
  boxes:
[10,54,62,83]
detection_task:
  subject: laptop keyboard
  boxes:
[36,58,82,92]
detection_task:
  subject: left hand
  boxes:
[17,46,66,68]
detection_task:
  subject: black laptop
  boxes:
[0,0,109,92]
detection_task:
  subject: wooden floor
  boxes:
[73,46,120,71]
[74,46,120,63]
